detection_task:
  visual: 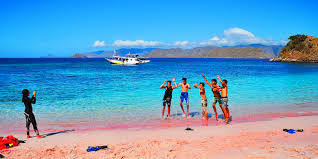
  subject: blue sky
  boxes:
[0,0,317,57]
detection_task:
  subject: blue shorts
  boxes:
[180,92,189,104]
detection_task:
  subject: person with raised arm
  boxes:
[202,74,228,123]
[160,77,178,118]
[176,78,191,118]
[193,82,208,120]
[217,75,230,120]
[22,89,44,138]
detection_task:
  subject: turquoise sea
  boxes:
[0,58,318,128]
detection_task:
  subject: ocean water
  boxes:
[0,58,318,126]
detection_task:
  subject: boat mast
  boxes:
[113,48,117,56]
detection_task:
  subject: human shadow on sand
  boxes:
[170,112,200,117]
[43,129,75,137]
[208,114,232,121]
[167,112,232,121]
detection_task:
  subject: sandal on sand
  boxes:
[283,129,304,134]
[185,127,194,131]
[87,145,108,152]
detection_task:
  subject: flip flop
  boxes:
[283,129,304,134]
[185,127,194,131]
[87,145,108,152]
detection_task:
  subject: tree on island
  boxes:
[281,34,308,53]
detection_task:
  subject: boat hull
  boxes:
[106,59,139,65]
[140,60,151,63]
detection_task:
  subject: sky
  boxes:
[0,0,317,57]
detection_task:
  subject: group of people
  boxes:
[160,75,230,124]
[20,74,229,138]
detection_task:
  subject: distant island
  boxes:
[40,54,57,58]
[71,48,156,58]
[270,35,318,63]
[71,44,283,59]
[71,53,88,58]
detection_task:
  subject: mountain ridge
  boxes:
[71,44,283,58]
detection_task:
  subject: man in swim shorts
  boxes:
[160,77,177,118]
[176,78,191,117]
[202,74,228,123]
[193,82,208,120]
[22,89,44,138]
[217,75,230,121]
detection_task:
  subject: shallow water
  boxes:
[0,58,318,125]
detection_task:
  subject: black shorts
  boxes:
[163,98,172,107]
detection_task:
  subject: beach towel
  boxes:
[0,135,19,150]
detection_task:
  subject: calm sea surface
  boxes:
[0,58,318,125]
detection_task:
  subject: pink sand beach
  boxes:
[1,111,318,159]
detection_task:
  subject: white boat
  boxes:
[135,54,151,63]
[106,49,140,65]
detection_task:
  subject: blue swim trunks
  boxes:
[180,92,189,104]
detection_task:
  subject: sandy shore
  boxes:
[1,112,318,159]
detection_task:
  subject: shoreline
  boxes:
[269,57,318,63]
[2,110,318,135]
[2,102,318,135]
[1,111,318,158]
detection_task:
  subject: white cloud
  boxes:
[199,27,275,46]
[211,36,220,41]
[280,39,288,45]
[224,28,255,38]
[174,41,190,46]
[92,28,283,49]
[92,40,106,47]
[113,40,167,47]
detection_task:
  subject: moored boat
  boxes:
[106,49,140,65]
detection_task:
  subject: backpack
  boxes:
[0,135,19,150]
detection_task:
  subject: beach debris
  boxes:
[86,145,108,152]
[185,127,194,131]
[0,136,20,150]
[283,129,304,134]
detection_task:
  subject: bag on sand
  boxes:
[0,135,19,150]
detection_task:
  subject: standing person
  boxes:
[202,74,228,123]
[22,89,44,138]
[160,77,178,118]
[176,78,191,117]
[193,83,208,120]
[217,75,230,120]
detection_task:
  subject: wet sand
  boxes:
[1,111,318,159]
